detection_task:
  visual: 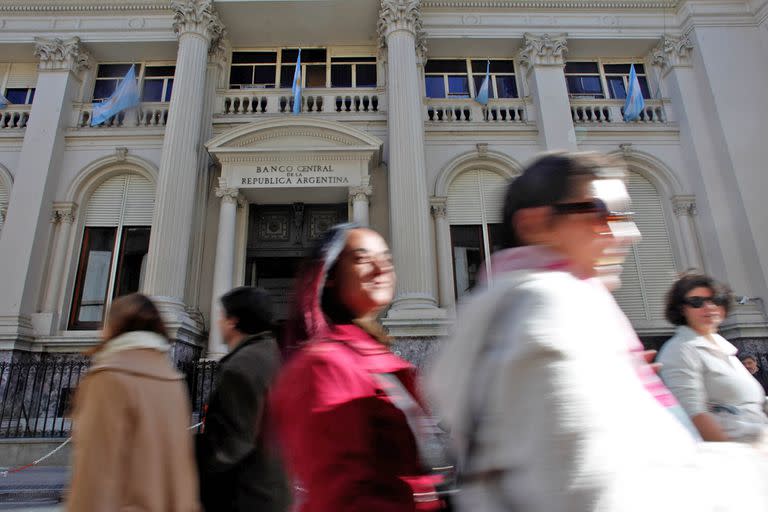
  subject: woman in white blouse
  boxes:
[658,273,768,443]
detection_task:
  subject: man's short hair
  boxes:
[220,287,273,335]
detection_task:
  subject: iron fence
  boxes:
[0,359,218,438]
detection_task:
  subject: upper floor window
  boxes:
[565,61,651,99]
[93,63,176,102]
[229,49,377,89]
[1,62,38,105]
[425,59,518,100]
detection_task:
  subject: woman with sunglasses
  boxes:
[658,274,768,443]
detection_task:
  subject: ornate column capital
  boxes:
[34,36,92,73]
[672,195,697,217]
[518,33,568,69]
[651,35,694,71]
[171,0,225,44]
[349,185,373,202]
[51,202,77,224]
[430,196,448,218]
[378,0,426,54]
[215,178,239,204]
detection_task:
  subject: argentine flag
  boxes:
[91,64,140,126]
[475,60,490,106]
[0,91,8,109]
[292,49,302,115]
[623,64,645,122]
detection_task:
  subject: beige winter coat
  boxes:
[67,335,200,512]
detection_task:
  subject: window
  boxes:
[229,51,278,89]
[1,63,38,104]
[3,88,35,104]
[141,65,175,102]
[331,57,377,88]
[425,59,518,99]
[447,170,510,299]
[280,48,327,88]
[565,61,652,99]
[93,63,141,101]
[69,175,155,330]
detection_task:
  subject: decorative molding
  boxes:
[378,0,426,52]
[430,197,448,219]
[214,177,239,204]
[672,195,697,217]
[349,185,373,202]
[33,36,91,73]
[518,33,568,69]
[651,35,694,70]
[171,0,224,44]
[52,202,77,224]
[115,147,128,162]
[421,1,677,7]
[0,3,170,13]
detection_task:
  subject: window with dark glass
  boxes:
[564,62,604,98]
[450,223,504,297]
[470,60,517,99]
[69,226,151,330]
[141,66,175,102]
[279,48,327,88]
[603,63,651,99]
[330,57,377,88]
[93,63,141,101]
[425,59,517,99]
[3,88,35,104]
[229,51,277,89]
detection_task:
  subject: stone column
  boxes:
[672,195,703,271]
[430,197,455,312]
[143,0,224,337]
[349,185,372,226]
[0,37,90,345]
[207,179,239,359]
[518,33,576,151]
[33,203,77,335]
[378,0,441,317]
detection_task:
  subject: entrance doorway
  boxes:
[245,203,347,321]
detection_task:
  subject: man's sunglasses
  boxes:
[551,199,633,222]
[683,295,729,308]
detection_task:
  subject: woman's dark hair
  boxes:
[664,273,733,326]
[501,152,621,248]
[88,293,168,355]
[220,286,274,335]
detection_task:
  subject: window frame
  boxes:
[425,58,518,100]
[565,59,653,100]
[92,61,177,102]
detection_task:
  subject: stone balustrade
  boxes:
[218,88,385,116]
[0,105,31,130]
[570,99,668,124]
[425,99,528,124]
[75,102,170,128]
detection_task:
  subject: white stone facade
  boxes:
[1,0,767,358]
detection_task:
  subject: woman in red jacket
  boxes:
[271,224,443,512]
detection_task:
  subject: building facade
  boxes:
[1,0,767,363]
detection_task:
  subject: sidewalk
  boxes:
[0,467,68,504]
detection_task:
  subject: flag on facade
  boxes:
[623,64,645,122]
[292,49,302,115]
[475,60,490,105]
[0,92,8,109]
[90,64,140,126]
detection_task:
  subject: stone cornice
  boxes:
[518,33,568,68]
[422,0,678,8]
[650,34,694,70]
[171,0,224,43]
[34,36,92,73]
[0,2,169,14]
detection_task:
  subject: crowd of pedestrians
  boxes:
[64,151,768,512]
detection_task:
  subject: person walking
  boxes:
[196,286,289,512]
[67,293,200,512]
[271,224,445,512]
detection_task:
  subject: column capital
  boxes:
[430,196,448,218]
[33,36,92,73]
[171,0,225,44]
[651,35,694,71]
[51,202,77,224]
[672,195,697,217]
[377,0,426,53]
[518,33,568,69]
[215,178,239,204]
[349,185,373,202]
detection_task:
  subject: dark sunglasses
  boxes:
[683,295,729,308]
[551,199,633,222]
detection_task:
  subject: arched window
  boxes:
[0,178,8,235]
[448,169,508,299]
[613,171,678,328]
[69,174,155,330]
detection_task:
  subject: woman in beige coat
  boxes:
[67,293,200,512]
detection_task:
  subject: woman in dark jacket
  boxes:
[270,224,442,512]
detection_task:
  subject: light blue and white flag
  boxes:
[475,60,490,106]
[292,49,302,115]
[91,64,140,126]
[0,92,8,109]
[623,64,645,122]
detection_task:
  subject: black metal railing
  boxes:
[0,360,218,438]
